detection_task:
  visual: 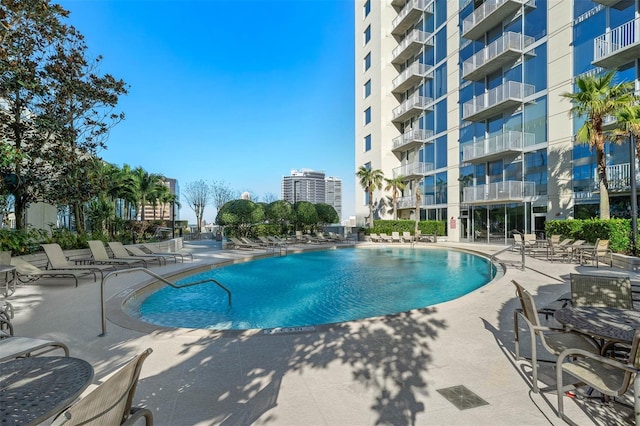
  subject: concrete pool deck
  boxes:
[4,240,638,425]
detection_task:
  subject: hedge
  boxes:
[367,220,446,236]
[545,218,630,253]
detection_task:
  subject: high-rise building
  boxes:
[355,0,639,243]
[282,169,343,220]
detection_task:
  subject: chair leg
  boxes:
[635,376,640,426]
[514,310,521,360]
[530,328,539,393]
[557,363,565,420]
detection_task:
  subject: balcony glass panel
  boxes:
[392,95,434,122]
[392,30,433,64]
[462,131,536,163]
[462,32,535,81]
[392,62,434,94]
[462,0,530,41]
[392,161,434,178]
[397,195,436,209]
[463,181,536,204]
[392,129,434,151]
[392,0,434,36]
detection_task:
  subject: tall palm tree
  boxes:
[356,165,384,227]
[384,176,406,220]
[131,167,164,221]
[612,105,640,165]
[562,70,635,219]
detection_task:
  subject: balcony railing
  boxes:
[462,0,531,41]
[392,161,434,178]
[392,0,434,36]
[392,94,433,122]
[462,131,536,163]
[592,163,640,191]
[462,81,535,122]
[462,32,535,81]
[397,195,436,209]
[391,30,433,64]
[592,0,634,11]
[392,62,433,94]
[593,16,640,69]
[392,129,434,151]
[463,181,535,204]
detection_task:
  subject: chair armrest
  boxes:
[557,348,640,373]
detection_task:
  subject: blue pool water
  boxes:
[138,247,494,330]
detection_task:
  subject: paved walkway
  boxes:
[4,240,638,425]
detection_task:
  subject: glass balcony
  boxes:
[463,181,536,204]
[397,194,436,209]
[592,0,634,10]
[593,17,640,69]
[392,94,433,123]
[392,62,434,94]
[391,30,433,65]
[392,161,434,179]
[462,131,536,163]
[462,0,532,41]
[392,0,434,37]
[462,81,535,122]
[462,32,535,81]
[392,129,434,152]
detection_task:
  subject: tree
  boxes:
[612,105,640,165]
[315,203,339,227]
[356,166,384,227]
[131,167,164,221]
[384,176,406,220]
[262,192,278,203]
[211,180,236,219]
[293,201,318,232]
[562,71,635,219]
[216,199,264,237]
[265,200,293,234]
[183,179,210,233]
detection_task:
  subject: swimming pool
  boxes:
[137,247,494,330]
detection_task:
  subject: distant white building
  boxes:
[281,169,343,221]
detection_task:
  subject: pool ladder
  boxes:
[489,242,525,278]
[99,267,231,336]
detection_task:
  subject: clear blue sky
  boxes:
[58,0,355,225]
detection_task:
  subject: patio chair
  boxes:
[241,237,266,248]
[87,241,141,268]
[126,245,176,265]
[142,243,193,262]
[512,280,599,393]
[570,273,633,310]
[391,232,401,243]
[513,233,524,252]
[368,233,381,242]
[10,257,97,287]
[0,307,70,362]
[41,243,116,280]
[228,237,259,250]
[556,328,640,425]
[327,232,347,243]
[51,348,153,426]
[379,233,393,243]
[108,242,164,267]
[581,238,613,268]
[401,232,413,243]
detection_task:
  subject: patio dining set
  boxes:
[514,273,640,424]
[514,233,614,267]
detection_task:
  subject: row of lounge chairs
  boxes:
[3,240,192,288]
[369,231,436,243]
[226,232,350,250]
[516,234,613,267]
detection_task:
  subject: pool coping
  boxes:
[105,244,505,339]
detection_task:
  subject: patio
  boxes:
[3,240,639,425]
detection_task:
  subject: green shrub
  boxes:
[368,220,446,236]
[546,218,631,253]
[0,228,48,255]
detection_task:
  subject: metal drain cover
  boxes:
[436,385,489,410]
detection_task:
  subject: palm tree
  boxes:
[612,105,640,165]
[131,167,164,221]
[356,165,384,227]
[562,70,635,219]
[384,176,406,220]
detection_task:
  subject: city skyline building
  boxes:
[355,0,639,243]
[281,169,343,220]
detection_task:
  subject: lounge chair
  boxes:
[241,237,265,248]
[88,241,142,268]
[379,233,393,243]
[41,243,116,280]
[268,236,293,246]
[368,233,381,242]
[126,245,176,265]
[556,329,640,425]
[401,232,413,243]
[391,232,401,243]
[11,257,96,287]
[512,280,599,393]
[142,243,193,262]
[0,308,70,362]
[228,237,260,250]
[51,348,154,426]
[327,232,348,243]
[108,242,164,267]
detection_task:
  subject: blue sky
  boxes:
[58,0,355,224]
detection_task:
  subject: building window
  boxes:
[364,134,371,151]
[364,52,371,71]
[364,25,371,45]
[364,107,371,125]
[364,0,370,17]
[364,80,371,98]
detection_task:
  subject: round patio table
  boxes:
[0,356,94,425]
[554,306,640,344]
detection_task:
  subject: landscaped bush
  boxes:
[545,218,631,253]
[0,227,48,255]
[368,220,446,236]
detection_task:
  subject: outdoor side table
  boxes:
[0,264,17,297]
[0,356,94,425]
